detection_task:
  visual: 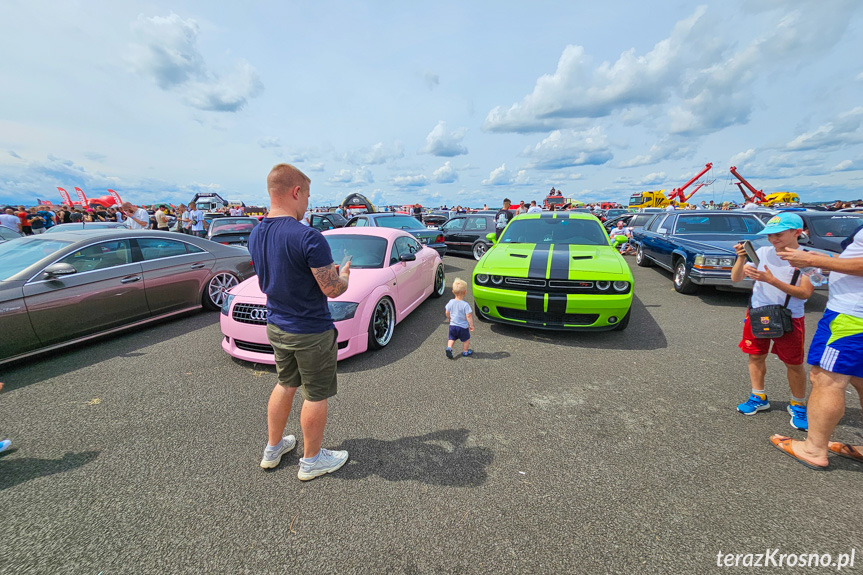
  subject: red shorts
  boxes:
[739,312,805,365]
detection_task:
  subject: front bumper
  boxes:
[689,269,753,289]
[473,284,632,331]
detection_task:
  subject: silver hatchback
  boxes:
[0,230,255,365]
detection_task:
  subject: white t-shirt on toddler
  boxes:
[446,299,472,328]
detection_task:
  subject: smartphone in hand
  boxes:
[741,240,759,267]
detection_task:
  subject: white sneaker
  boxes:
[297,448,349,481]
[260,435,297,469]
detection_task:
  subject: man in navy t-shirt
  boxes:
[247,163,352,481]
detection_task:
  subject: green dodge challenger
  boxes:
[473,212,634,330]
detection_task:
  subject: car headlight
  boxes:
[476,274,489,284]
[612,281,629,292]
[328,301,359,322]
[221,293,235,316]
[694,255,705,267]
[491,275,504,285]
[719,257,735,267]
[596,281,610,291]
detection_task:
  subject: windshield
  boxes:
[210,218,258,234]
[0,237,73,281]
[673,214,764,234]
[545,197,564,205]
[374,215,424,230]
[809,215,863,238]
[629,194,644,207]
[326,235,387,269]
[500,218,609,246]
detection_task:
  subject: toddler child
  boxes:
[445,278,474,359]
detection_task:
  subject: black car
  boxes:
[0,226,23,243]
[602,212,655,233]
[344,213,446,257]
[309,212,348,231]
[746,209,863,253]
[206,216,259,246]
[422,210,449,227]
[439,214,497,260]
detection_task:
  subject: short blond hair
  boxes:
[452,278,467,295]
[267,163,310,197]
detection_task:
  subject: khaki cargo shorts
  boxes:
[266,324,338,402]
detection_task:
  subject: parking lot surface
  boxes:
[1,256,861,574]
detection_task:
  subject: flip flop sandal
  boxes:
[828,442,863,464]
[770,435,827,471]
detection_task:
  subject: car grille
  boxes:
[233,337,348,353]
[233,303,268,325]
[505,277,546,288]
[234,339,274,354]
[495,278,626,295]
[497,307,599,326]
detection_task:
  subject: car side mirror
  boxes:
[43,263,77,278]
[799,232,810,243]
[399,253,416,263]
[486,232,497,245]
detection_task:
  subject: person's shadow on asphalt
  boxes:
[333,428,493,486]
[0,450,100,491]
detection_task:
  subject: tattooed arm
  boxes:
[311,261,351,298]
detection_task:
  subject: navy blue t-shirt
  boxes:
[248,217,334,334]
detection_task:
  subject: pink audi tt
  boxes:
[220,227,445,362]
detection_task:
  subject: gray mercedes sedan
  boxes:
[0,230,255,365]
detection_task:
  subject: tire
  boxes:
[636,244,651,267]
[203,272,239,310]
[474,301,490,323]
[472,241,489,261]
[612,309,631,331]
[672,258,699,294]
[430,264,445,298]
[367,297,396,350]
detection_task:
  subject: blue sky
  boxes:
[1,0,862,209]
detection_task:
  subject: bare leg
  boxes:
[267,384,298,446]
[447,339,455,348]
[747,354,767,392]
[300,398,328,458]
[793,367,848,465]
[786,362,807,400]
[462,340,470,353]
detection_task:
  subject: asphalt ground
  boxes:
[1,255,861,575]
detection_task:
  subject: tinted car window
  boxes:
[442,218,465,232]
[210,218,258,234]
[674,215,763,234]
[501,218,608,246]
[631,214,653,226]
[60,240,133,272]
[374,216,425,229]
[325,235,387,269]
[0,238,73,281]
[810,215,863,237]
[645,215,664,232]
[656,216,672,233]
[137,238,189,260]
[465,217,488,231]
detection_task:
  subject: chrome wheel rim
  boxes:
[473,243,487,260]
[435,265,445,295]
[372,299,395,346]
[209,273,238,306]
[674,264,685,287]
[636,246,643,264]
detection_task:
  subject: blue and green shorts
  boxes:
[807,309,863,378]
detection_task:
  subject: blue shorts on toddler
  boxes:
[448,325,470,342]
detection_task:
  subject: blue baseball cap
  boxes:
[757,212,804,235]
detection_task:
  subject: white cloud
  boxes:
[130,13,263,112]
[344,141,404,165]
[636,172,667,186]
[393,174,429,188]
[522,128,613,170]
[306,163,325,172]
[619,139,692,168]
[482,163,511,186]
[483,7,713,133]
[785,107,863,151]
[729,149,756,166]
[832,158,863,172]
[431,161,458,184]
[327,167,374,186]
[420,121,468,156]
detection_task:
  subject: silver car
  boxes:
[0,230,255,365]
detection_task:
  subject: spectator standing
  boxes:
[769,224,863,469]
[0,208,21,231]
[27,208,46,234]
[527,200,542,214]
[516,200,528,215]
[445,278,475,359]
[121,202,150,230]
[495,199,513,239]
[248,163,350,480]
[114,208,124,223]
[70,209,84,222]
[730,213,814,430]
[17,207,31,235]
[155,205,170,232]
[187,202,205,237]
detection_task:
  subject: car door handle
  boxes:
[121,276,141,284]
[190,263,206,269]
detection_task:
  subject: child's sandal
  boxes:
[462,350,473,357]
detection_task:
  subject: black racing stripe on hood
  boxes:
[548,244,570,280]
[528,244,551,277]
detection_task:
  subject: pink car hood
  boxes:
[231,267,395,303]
